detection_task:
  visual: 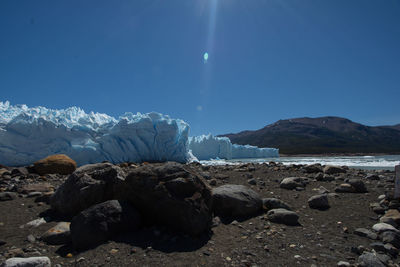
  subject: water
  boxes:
[200,155,400,171]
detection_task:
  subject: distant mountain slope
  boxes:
[220,117,400,154]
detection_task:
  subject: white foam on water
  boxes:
[201,155,400,170]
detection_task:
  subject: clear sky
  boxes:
[1,0,399,136]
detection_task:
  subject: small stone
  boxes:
[247,178,257,185]
[267,208,299,226]
[337,261,350,267]
[226,257,232,261]
[354,228,378,240]
[262,198,291,211]
[372,223,398,233]
[323,165,346,174]
[380,209,400,227]
[370,242,386,253]
[24,218,46,228]
[66,253,73,258]
[308,194,330,210]
[41,222,71,245]
[0,192,17,201]
[335,184,354,193]
[26,234,36,243]
[2,257,51,267]
[110,249,118,254]
[27,192,43,198]
[209,179,217,186]
[280,177,306,190]
[358,252,385,267]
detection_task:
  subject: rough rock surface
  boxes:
[380,209,400,227]
[212,184,262,218]
[70,200,141,250]
[1,256,51,267]
[262,198,291,211]
[280,177,306,190]
[323,165,346,174]
[0,192,16,202]
[50,163,126,216]
[358,252,385,267]
[121,162,212,236]
[308,194,330,210]
[33,154,76,175]
[40,222,71,245]
[267,208,299,226]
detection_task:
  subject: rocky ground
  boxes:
[0,159,399,267]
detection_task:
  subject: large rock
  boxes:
[280,177,306,190]
[40,222,71,245]
[70,200,141,250]
[323,165,346,174]
[1,257,51,267]
[33,154,76,175]
[121,162,212,236]
[50,163,126,216]
[267,208,299,226]
[212,184,262,218]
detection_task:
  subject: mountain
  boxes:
[220,117,400,154]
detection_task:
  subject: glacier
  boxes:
[0,101,192,166]
[189,134,279,160]
[0,101,278,166]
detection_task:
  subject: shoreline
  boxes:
[279,152,400,157]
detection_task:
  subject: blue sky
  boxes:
[1,0,399,136]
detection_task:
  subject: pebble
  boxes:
[24,218,46,228]
[26,234,36,243]
[1,257,51,267]
[372,223,398,233]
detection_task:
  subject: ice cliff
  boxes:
[0,101,278,166]
[0,101,191,166]
[189,134,279,160]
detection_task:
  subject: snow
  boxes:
[0,101,278,166]
[189,134,279,160]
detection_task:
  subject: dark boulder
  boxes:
[212,184,262,218]
[121,162,212,236]
[267,208,299,226]
[70,200,141,250]
[50,163,126,216]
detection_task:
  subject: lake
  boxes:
[201,154,400,171]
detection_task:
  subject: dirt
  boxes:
[0,163,397,266]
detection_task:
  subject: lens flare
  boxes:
[203,52,209,63]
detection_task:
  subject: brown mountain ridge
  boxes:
[219,116,400,154]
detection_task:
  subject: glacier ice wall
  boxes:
[189,134,279,160]
[0,101,192,166]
